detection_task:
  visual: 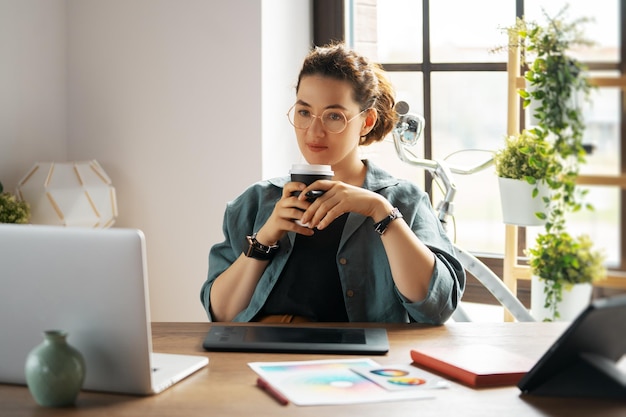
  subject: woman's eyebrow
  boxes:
[324,104,349,111]
[295,99,348,111]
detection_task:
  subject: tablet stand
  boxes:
[529,352,626,399]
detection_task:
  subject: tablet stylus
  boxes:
[256,377,289,406]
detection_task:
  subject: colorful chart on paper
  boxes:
[248,359,440,406]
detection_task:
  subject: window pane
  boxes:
[351,0,423,63]
[569,187,621,268]
[524,71,621,176]
[431,72,509,253]
[431,72,509,154]
[388,71,424,116]
[526,187,621,267]
[430,0,513,63]
[363,72,425,185]
[525,0,620,62]
[581,73,621,176]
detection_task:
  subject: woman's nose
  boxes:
[308,115,325,135]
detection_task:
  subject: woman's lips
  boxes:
[307,144,327,152]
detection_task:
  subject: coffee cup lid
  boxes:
[289,164,334,175]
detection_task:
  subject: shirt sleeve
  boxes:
[386,180,466,324]
[199,180,284,321]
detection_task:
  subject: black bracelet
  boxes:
[243,233,279,261]
[373,207,403,235]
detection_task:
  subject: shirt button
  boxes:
[339,258,347,265]
[346,290,354,297]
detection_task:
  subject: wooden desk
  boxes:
[1,322,624,417]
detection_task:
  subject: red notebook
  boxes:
[410,344,535,388]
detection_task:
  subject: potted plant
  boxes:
[494,128,557,226]
[527,231,606,321]
[0,182,30,224]
[498,6,606,320]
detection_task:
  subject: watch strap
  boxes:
[373,207,403,235]
[244,233,279,260]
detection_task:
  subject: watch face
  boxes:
[374,208,402,235]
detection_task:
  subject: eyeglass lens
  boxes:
[288,107,348,133]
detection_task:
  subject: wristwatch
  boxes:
[373,207,403,235]
[244,233,279,261]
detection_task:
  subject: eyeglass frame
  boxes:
[286,104,370,134]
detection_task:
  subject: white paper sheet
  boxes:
[249,358,444,406]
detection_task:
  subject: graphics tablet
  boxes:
[203,325,389,355]
[517,294,626,399]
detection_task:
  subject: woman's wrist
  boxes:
[371,199,395,224]
[254,228,279,247]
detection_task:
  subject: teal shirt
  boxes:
[200,160,465,324]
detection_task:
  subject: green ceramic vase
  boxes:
[25,330,86,407]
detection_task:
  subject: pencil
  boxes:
[256,377,289,406]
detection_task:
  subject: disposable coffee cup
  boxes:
[290,164,333,227]
[290,164,334,185]
[290,164,334,201]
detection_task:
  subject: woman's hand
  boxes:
[297,180,393,230]
[254,182,317,245]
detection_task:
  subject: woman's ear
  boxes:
[361,108,378,135]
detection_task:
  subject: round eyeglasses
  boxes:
[287,105,367,134]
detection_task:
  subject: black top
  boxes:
[255,214,349,321]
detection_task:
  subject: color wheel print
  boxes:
[387,377,427,386]
[370,368,409,377]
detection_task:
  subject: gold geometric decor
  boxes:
[16,160,117,228]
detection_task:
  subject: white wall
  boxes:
[0,0,68,186]
[0,0,311,321]
[261,1,312,178]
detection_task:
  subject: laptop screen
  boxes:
[0,224,155,394]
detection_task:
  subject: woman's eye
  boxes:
[297,109,311,118]
[326,112,343,121]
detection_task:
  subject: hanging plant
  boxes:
[495,5,606,320]
[512,6,595,232]
[527,231,606,321]
[494,128,559,224]
[494,129,558,185]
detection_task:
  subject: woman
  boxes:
[201,43,465,323]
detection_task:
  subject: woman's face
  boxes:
[293,75,370,168]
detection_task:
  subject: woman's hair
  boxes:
[296,42,397,146]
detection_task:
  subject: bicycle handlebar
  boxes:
[394,136,494,177]
[391,107,495,226]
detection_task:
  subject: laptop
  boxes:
[0,224,208,395]
[203,325,389,355]
[517,294,626,399]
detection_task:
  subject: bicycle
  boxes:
[391,103,535,322]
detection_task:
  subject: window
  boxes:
[315,0,626,300]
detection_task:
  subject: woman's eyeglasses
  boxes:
[287,105,367,134]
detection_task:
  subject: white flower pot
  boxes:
[498,177,549,227]
[530,275,593,321]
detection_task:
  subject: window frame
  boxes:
[313,0,626,303]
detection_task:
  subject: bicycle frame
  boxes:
[391,112,535,322]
